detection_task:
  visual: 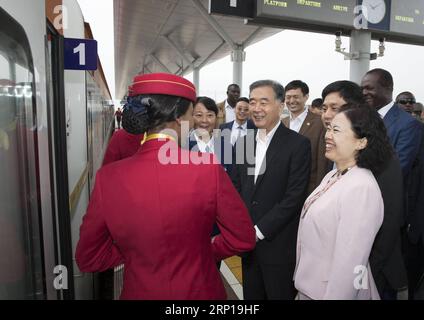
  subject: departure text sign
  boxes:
[257,0,358,28]
[253,0,424,45]
[209,0,255,18]
[390,0,424,37]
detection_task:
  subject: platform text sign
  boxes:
[209,0,255,18]
[257,0,358,28]
[64,38,98,71]
[253,0,424,45]
[389,0,424,37]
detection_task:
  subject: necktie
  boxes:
[232,126,243,145]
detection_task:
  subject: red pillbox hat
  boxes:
[131,73,196,102]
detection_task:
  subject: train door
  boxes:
[0,6,46,300]
[45,21,75,300]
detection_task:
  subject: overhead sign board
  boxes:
[64,38,98,71]
[256,0,358,28]
[209,0,255,18]
[249,0,424,45]
[390,0,424,38]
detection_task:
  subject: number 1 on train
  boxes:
[73,43,86,66]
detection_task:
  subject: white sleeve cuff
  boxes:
[254,225,265,241]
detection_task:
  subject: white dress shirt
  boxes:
[289,108,308,133]
[378,101,395,119]
[254,121,281,241]
[225,100,236,123]
[230,121,248,145]
[193,132,215,154]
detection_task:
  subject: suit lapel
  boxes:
[227,121,234,130]
[188,134,198,151]
[240,130,257,198]
[299,112,312,136]
[383,104,399,131]
[247,120,256,130]
[253,124,285,192]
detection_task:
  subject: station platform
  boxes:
[220,257,243,300]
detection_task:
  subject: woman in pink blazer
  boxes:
[294,104,394,300]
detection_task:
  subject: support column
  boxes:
[193,67,200,95]
[349,30,372,84]
[231,46,245,91]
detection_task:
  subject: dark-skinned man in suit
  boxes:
[361,69,422,299]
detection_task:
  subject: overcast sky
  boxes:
[77,0,424,105]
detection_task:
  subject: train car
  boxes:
[0,0,114,299]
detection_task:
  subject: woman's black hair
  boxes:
[122,94,191,134]
[339,103,394,175]
[194,96,219,115]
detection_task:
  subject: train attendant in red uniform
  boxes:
[76,73,256,300]
[102,86,145,166]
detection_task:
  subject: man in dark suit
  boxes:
[361,69,421,177]
[361,70,423,299]
[405,123,424,299]
[283,80,327,194]
[395,91,416,114]
[220,97,256,147]
[321,80,408,300]
[232,80,311,300]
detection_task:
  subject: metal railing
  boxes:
[113,264,125,300]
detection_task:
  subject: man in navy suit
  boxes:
[395,91,416,114]
[361,69,421,177]
[405,123,424,299]
[220,97,256,147]
[362,69,423,299]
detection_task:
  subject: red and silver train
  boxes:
[0,0,115,299]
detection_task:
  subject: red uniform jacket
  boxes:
[102,129,144,166]
[76,139,255,300]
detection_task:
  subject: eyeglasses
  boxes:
[398,99,416,105]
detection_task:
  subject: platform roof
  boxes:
[114,0,280,99]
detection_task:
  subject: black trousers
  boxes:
[242,252,296,300]
[98,269,114,300]
[404,237,424,300]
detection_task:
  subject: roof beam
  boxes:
[178,57,199,76]
[175,62,184,76]
[190,0,237,50]
[162,35,195,68]
[144,66,152,74]
[150,54,172,74]
[198,41,226,70]
[145,0,180,58]
[242,27,263,48]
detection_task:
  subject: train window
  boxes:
[0,53,9,79]
[0,8,44,299]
